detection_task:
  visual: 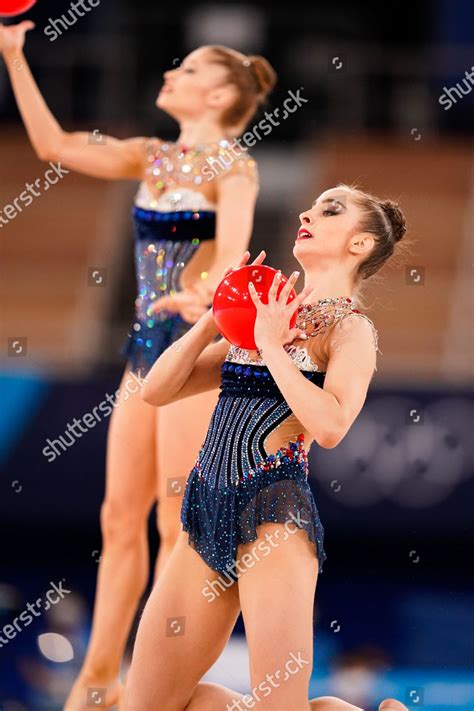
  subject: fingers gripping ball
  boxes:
[0,1,36,17]
[213,265,297,350]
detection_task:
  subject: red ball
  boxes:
[212,264,298,350]
[0,0,36,17]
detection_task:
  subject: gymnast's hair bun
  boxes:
[380,199,407,242]
[247,55,277,99]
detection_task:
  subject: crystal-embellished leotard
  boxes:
[123,138,258,374]
[180,342,327,580]
[181,300,380,579]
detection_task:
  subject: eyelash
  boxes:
[322,209,338,216]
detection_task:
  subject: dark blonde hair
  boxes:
[336,183,411,284]
[207,45,277,129]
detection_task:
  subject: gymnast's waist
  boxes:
[132,206,216,242]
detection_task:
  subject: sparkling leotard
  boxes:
[181,343,328,580]
[181,304,380,579]
[123,139,258,374]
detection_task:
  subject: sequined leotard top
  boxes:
[123,138,258,373]
[181,301,380,579]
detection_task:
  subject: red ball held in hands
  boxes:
[0,0,36,17]
[213,264,298,351]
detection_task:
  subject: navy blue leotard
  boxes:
[181,343,328,580]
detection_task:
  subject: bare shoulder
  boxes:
[334,312,379,352]
[123,136,155,153]
[216,149,259,187]
[318,311,380,373]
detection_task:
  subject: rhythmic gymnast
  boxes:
[0,22,276,709]
[122,185,409,710]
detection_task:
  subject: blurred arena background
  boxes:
[0,0,473,709]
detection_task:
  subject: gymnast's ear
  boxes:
[206,84,239,112]
[348,231,375,257]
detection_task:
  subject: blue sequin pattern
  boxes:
[122,207,215,374]
[181,357,328,580]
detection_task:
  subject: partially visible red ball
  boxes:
[213,264,298,350]
[0,0,36,17]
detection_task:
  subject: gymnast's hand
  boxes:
[0,21,35,56]
[248,269,314,351]
[149,287,210,324]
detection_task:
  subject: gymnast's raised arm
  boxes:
[1,21,147,180]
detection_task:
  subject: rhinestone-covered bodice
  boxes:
[131,206,215,324]
[135,182,217,212]
[143,137,258,198]
[192,353,325,488]
[130,137,258,324]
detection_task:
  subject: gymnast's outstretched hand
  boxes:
[0,21,35,56]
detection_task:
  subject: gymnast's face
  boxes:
[156,47,234,123]
[293,187,374,268]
